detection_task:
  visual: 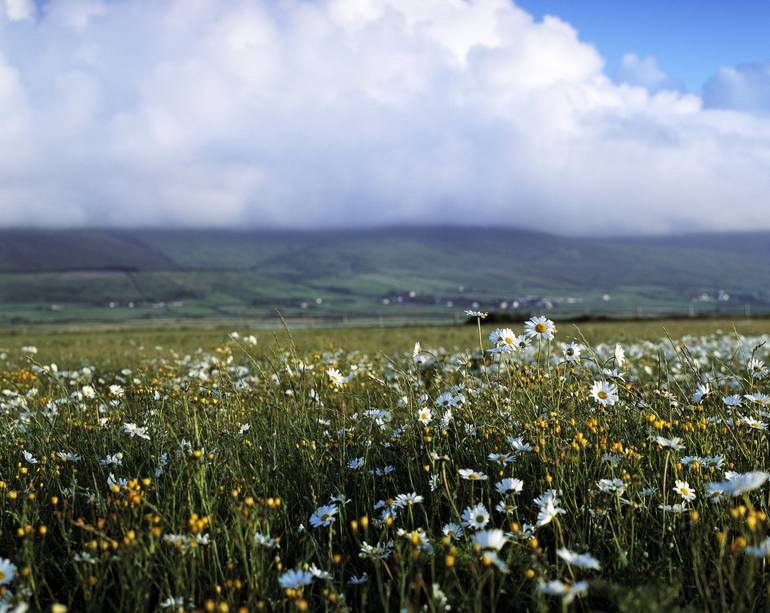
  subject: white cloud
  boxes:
[616,53,682,93]
[0,0,768,234]
[3,0,33,21]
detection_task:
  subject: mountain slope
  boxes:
[0,227,768,323]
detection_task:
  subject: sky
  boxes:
[518,0,770,91]
[1,0,770,235]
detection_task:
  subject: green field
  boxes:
[1,317,768,368]
[1,227,769,325]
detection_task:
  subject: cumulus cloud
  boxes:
[616,53,683,93]
[703,62,770,111]
[0,0,769,235]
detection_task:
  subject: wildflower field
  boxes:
[0,317,769,612]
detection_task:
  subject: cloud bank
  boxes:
[1,0,769,235]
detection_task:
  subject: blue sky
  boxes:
[0,0,769,234]
[518,0,770,90]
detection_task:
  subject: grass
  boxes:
[0,318,766,368]
[0,316,768,611]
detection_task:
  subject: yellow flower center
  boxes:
[0,570,5,581]
[598,391,608,400]
[535,323,547,333]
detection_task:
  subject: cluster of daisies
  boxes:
[0,317,768,611]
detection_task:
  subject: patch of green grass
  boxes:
[1,318,767,369]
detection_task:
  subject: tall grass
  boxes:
[0,319,768,611]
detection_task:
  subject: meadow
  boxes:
[0,316,769,611]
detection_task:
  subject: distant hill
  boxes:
[0,226,768,324]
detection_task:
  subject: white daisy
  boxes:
[459,468,488,481]
[590,381,618,406]
[462,503,490,530]
[309,504,338,528]
[557,547,601,570]
[524,316,556,340]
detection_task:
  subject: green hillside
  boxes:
[0,227,768,324]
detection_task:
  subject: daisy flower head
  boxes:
[513,335,531,351]
[488,451,514,465]
[495,478,524,496]
[563,342,581,363]
[326,367,346,388]
[538,580,588,605]
[596,478,626,495]
[109,384,124,398]
[674,480,696,502]
[417,407,432,425]
[435,392,461,408]
[535,489,565,527]
[459,468,488,481]
[489,328,516,345]
[614,344,626,367]
[465,310,488,319]
[253,533,276,548]
[462,503,490,530]
[708,471,770,497]
[508,436,533,452]
[746,392,769,407]
[0,558,16,585]
[748,358,768,378]
[740,416,767,430]
[472,529,507,551]
[359,541,394,560]
[590,381,618,406]
[309,504,338,528]
[308,564,331,579]
[489,328,517,352]
[394,492,424,508]
[692,383,710,404]
[347,457,365,470]
[57,452,81,462]
[279,569,314,590]
[442,523,463,540]
[123,422,150,440]
[654,435,685,451]
[557,547,601,571]
[524,316,556,340]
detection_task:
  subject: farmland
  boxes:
[2,228,770,325]
[0,316,769,611]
